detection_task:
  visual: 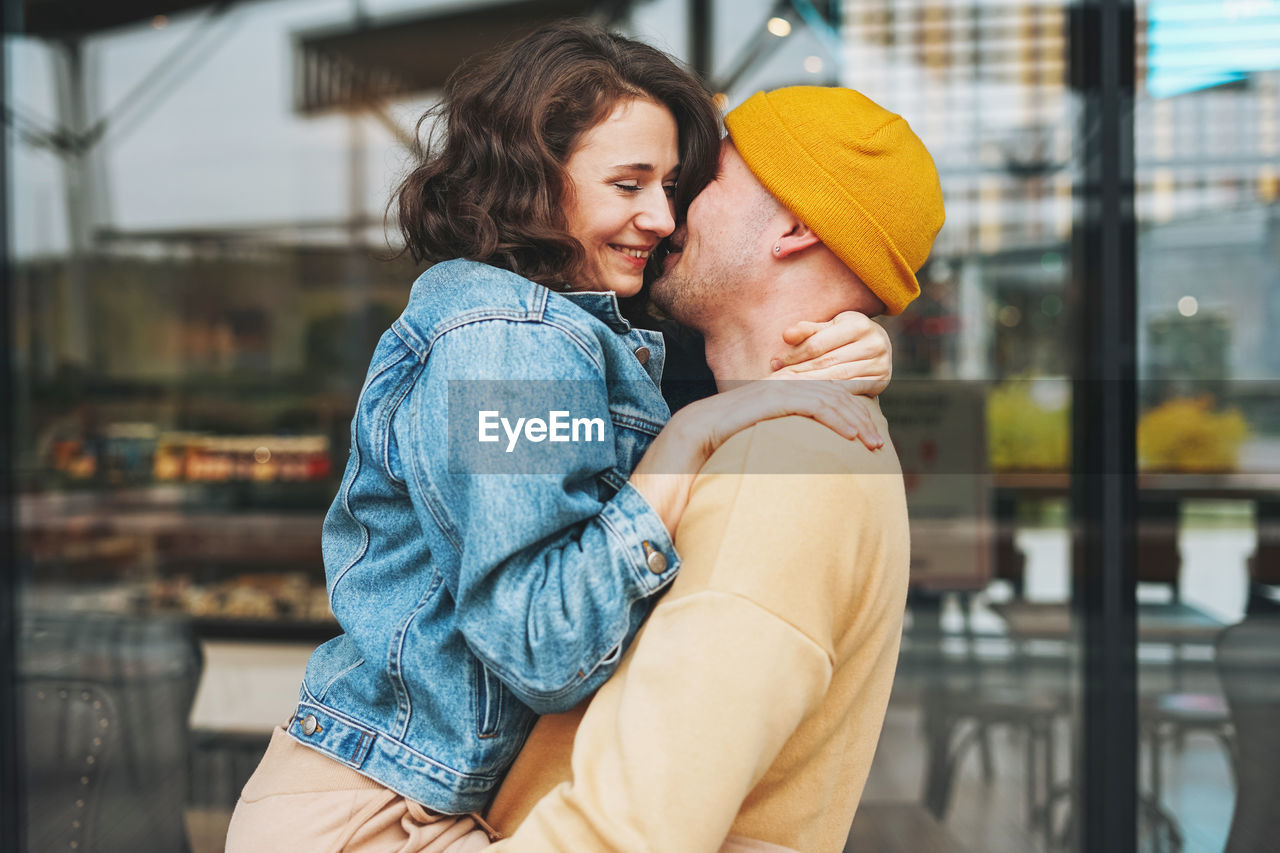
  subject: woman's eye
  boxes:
[662,184,677,198]
[613,182,642,193]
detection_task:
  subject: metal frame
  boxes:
[689,0,711,81]
[1070,1,1139,850]
[292,0,629,116]
[20,0,221,37]
[2,2,25,848]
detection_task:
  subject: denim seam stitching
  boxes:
[553,288,630,333]
[388,616,412,739]
[316,657,366,703]
[386,578,443,740]
[379,359,421,489]
[407,422,463,555]
[328,345,413,593]
[405,385,463,554]
[423,314,603,374]
[481,656,606,706]
[473,659,502,739]
[329,420,369,598]
[471,658,484,739]
[295,694,500,783]
[609,411,664,436]
[596,504,650,589]
[391,319,425,356]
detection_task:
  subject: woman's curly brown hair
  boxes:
[393,20,720,291]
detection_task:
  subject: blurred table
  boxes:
[989,601,1224,645]
[983,601,1227,849]
[18,489,323,568]
[993,471,1280,500]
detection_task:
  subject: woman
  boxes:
[226,21,892,852]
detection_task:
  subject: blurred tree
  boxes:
[1137,396,1248,472]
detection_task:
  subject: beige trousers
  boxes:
[225,728,798,853]
[224,727,495,853]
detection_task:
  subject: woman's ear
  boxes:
[772,221,822,258]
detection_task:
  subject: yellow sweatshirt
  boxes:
[487,411,910,853]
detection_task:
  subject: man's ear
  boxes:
[772,220,822,259]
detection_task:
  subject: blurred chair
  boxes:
[1217,615,1280,853]
[188,729,271,812]
[19,612,203,853]
[1245,498,1280,615]
[993,492,1027,599]
[1136,497,1182,603]
[922,682,1062,850]
[1139,690,1234,853]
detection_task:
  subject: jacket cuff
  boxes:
[599,481,680,593]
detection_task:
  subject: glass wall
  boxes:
[4,1,1276,852]
[7,3,431,848]
[836,2,1082,850]
[1133,2,1280,852]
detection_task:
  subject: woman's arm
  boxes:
[657,311,892,413]
[635,310,894,533]
[629,379,881,533]
[770,310,893,395]
[405,319,676,714]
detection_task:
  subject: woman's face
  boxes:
[563,97,679,297]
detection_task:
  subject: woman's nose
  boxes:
[636,187,676,237]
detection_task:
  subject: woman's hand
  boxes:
[768,310,892,396]
[629,379,883,534]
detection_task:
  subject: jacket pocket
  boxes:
[473,658,504,739]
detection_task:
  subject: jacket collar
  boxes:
[559,290,632,334]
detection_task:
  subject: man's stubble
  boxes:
[651,192,778,333]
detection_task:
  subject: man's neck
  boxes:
[701,303,822,390]
[701,324,774,389]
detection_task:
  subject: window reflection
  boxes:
[1134,1,1280,850]
[6,1,1279,852]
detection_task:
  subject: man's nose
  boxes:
[636,187,676,237]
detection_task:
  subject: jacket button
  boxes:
[643,541,667,575]
[634,346,651,365]
[300,714,319,736]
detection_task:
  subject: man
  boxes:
[484,86,945,853]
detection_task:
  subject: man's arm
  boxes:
[491,591,831,852]
[490,417,898,852]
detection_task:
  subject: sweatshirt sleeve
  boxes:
[490,591,833,853]
[487,419,886,852]
[486,416,905,850]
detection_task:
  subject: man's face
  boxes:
[651,139,777,330]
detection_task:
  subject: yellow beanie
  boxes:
[725,86,944,315]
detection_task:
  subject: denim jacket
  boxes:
[289,260,680,813]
